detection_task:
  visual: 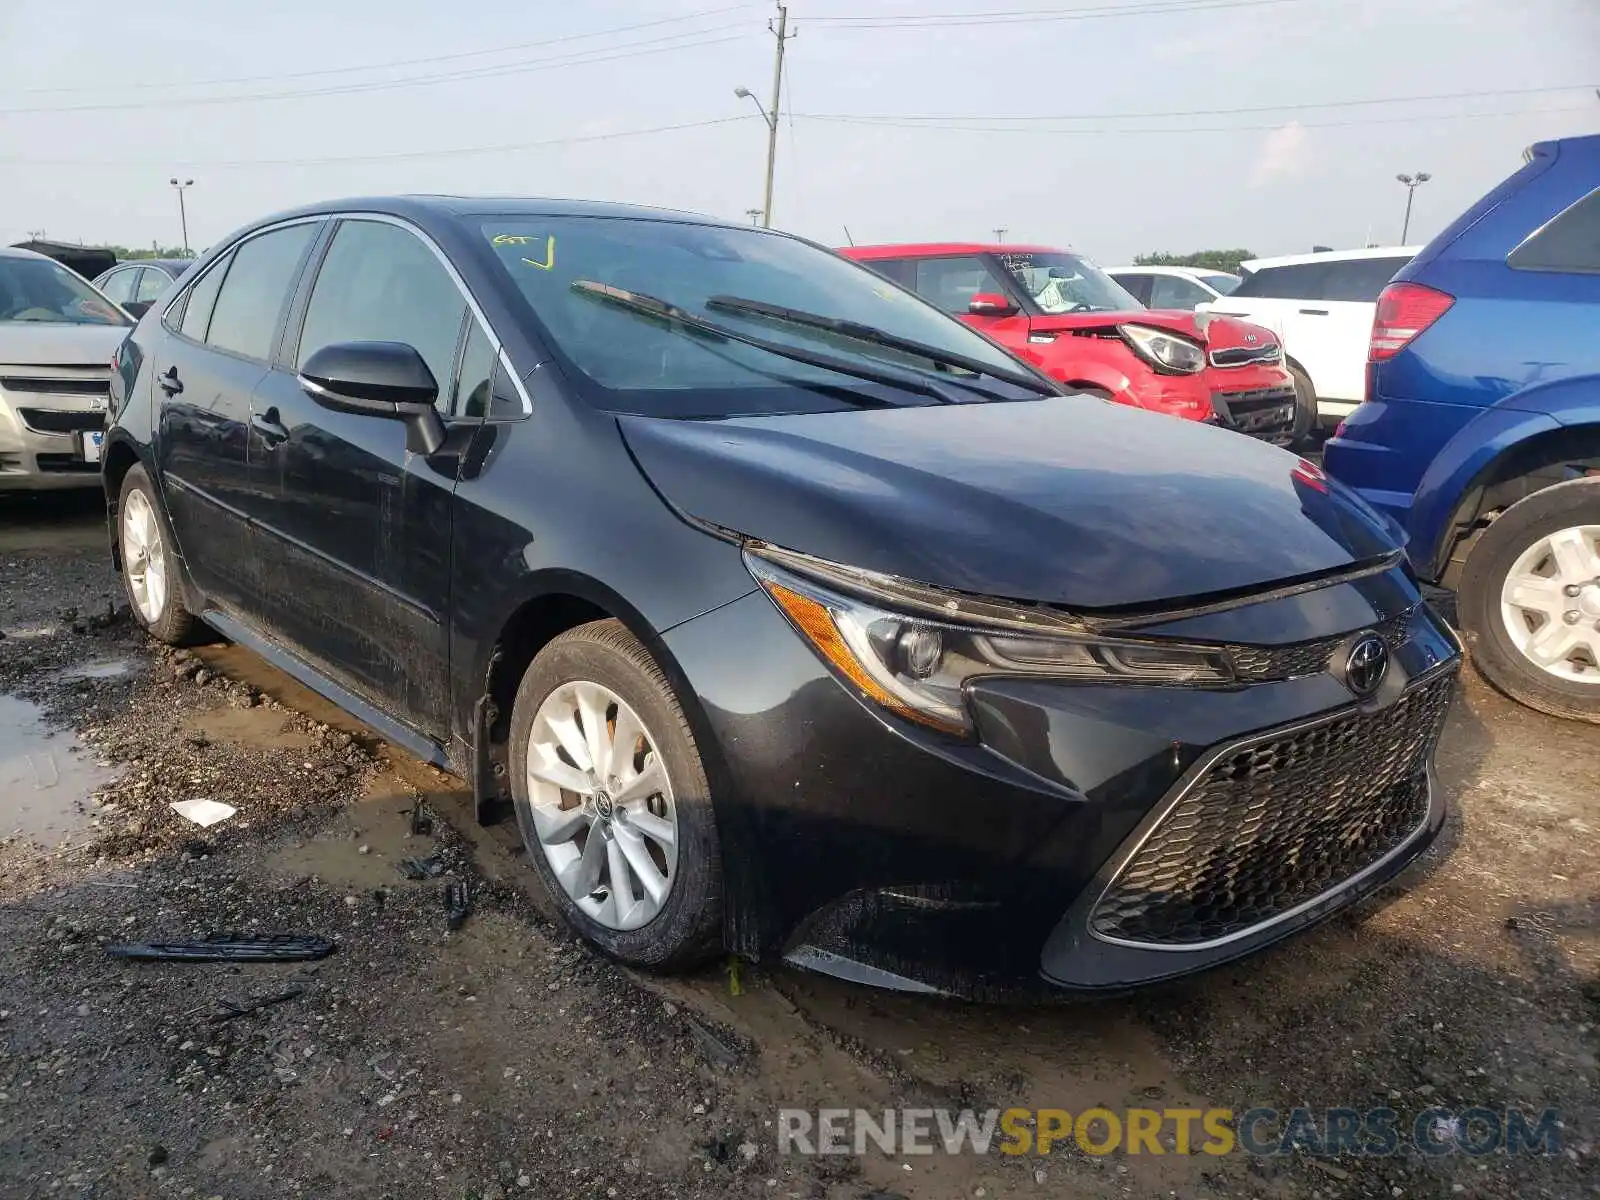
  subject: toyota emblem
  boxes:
[1345,635,1389,697]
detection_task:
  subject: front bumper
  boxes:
[662,565,1460,998]
[1121,362,1296,443]
[0,383,110,491]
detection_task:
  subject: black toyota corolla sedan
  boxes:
[102,197,1460,996]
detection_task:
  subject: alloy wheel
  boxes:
[1498,523,1600,684]
[122,489,168,625]
[524,679,679,931]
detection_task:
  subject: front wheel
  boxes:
[1458,479,1600,723]
[508,619,723,970]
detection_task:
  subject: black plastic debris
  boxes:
[107,934,336,963]
[409,795,433,837]
[399,855,445,880]
[444,881,472,931]
[211,987,304,1023]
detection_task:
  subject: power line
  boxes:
[0,29,754,115]
[791,103,1596,135]
[803,0,1313,27]
[793,83,1599,124]
[0,115,758,169]
[0,4,758,95]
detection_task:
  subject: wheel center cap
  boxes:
[1579,587,1600,619]
[593,791,615,822]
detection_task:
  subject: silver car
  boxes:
[0,246,132,491]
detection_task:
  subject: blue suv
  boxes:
[1325,134,1600,723]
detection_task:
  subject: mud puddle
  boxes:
[0,692,116,845]
[58,657,134,680]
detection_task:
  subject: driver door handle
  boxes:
[157,367,183,395]
[251,407,290,447]
[1298,308,1329,316]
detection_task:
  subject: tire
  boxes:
[508,618,723,970]
[1287,364,1319,447]
[1457,478,1600,723]
[117,464,202,646]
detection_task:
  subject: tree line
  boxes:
[1133,249,1256,274]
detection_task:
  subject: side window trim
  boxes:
[1507,185,1600,275]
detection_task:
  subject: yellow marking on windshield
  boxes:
[492,233,557,269]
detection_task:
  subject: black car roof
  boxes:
[243,195,736,234]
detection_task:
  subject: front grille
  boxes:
[17,408,105,434]
[1231,606,1419,681]
[1090,670,1456,947]
[0,376,110,396]
[1209,344,1282,368]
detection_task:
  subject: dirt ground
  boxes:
[0,489,1594,1200]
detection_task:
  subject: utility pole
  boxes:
[1396,172,1430,243]
[734,4,794,229]
[746,208,763,226]
[992,228,1008,244]
[170,178,195,254]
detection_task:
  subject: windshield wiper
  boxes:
[571,281,980,406]
[704,294,1057,397]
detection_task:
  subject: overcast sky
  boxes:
[0,0,1595,263]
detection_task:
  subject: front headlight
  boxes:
[745,546,1235,736]
[1118,324,1207,375]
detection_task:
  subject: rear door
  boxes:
[249,216,482,740]
[1313,255,1412,402]
[153,221,320,612]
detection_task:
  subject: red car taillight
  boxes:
[1368,282,1453,362]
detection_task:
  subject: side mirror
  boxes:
[298,340,446,455]
[967,292,1018,317]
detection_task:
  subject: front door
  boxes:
[903,255,1035,355]
[249,217,482,740]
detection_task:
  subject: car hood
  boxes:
[618,397,1398,610]
[0,322,129,367]
[1029,308,1275,351]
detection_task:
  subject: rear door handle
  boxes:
[1298,308,1329,316]
[157,367,183,395]
[251,407,290,446]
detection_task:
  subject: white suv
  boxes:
[1104,265,1241,310]
[1205,247,1417,425]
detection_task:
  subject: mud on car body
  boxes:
[102,197,1459,997]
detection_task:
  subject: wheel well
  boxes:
[483,593,612,747]
[1435,424,1600,586]
[1284,355,1312,388]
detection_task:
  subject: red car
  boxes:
[839,243,1304,443]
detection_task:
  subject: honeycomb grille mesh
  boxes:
[1229,607,1419,682]
[1090,671,1456,947]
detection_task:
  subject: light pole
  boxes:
[169,178,194,255]
[734,1,793,229]
[992,227,1008,244]
[1396,172,1430,243]
[745,208,763,226]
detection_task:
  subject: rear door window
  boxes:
[1321,257,1410,302]
[858,258,914,289]
[177,253,233,341]
[1508,187,1600,274]
[1149,274,1210,309]
[1111,273,1153,305]
[134,268,171,304]
[1229,262,1330,301]
[98,267,138,305]
[205,224,318,361]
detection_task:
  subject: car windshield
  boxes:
[1200,272,1241,295]
[997,251,1141,314]
[479,217,1039,417]
[0,257,129,326]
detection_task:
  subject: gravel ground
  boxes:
[0,489,1595,1200]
